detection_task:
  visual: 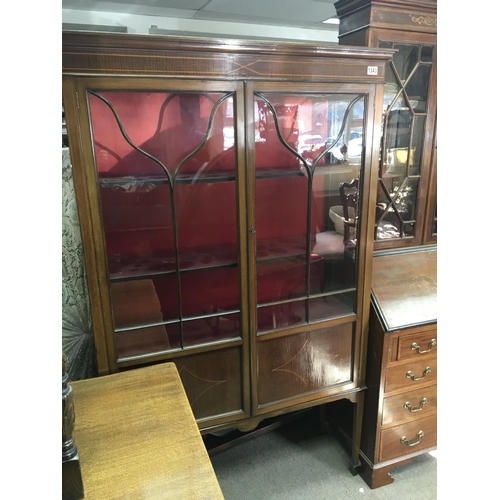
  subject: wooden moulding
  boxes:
[62,31,395,84]
[334,0,437,37]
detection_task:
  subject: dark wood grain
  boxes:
[384,354,436,394]
[257,323,354,406]
[331,247,437,488]
[62,32,391,473]
[173,347,245,422]
[371,249,437,330]
[335,0,437,36]
[62,31,394,84]
[335,0,437,250]
[381,384,437,426]
[379,413,437,462]
[423,118,438,244]
[62,354,84,500]
[361,249,436,488]
[359,456,413,489]
[354,304,387,464]
[396,328,437,360]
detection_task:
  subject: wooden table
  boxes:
[71,363,224,499]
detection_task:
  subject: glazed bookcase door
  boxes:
[375,40,436,247]
[334,0,438,250]
[67,77,251,423]
[245,83,378,413]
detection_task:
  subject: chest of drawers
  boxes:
[358,247,437,488]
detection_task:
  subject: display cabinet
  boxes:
[62,31,393,469]
[335,0,437,249]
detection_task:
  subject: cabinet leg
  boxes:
[318,404,330,435]
[349,392,364,475]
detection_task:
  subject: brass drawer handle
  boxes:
[400,430,424,447]
[406,367,431,381]
[404,398,428,412]
[411,338,436,354]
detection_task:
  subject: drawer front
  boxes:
[397,329,437,361]
[385,355,437,394]
[257,323,353,407]
[382,384,437,426]
[380,414,437,462]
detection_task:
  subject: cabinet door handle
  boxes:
[400,430,424,447]
[404,398,428,412]
[411,338,436,354]
[406,367,431,381]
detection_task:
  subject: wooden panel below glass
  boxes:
[173,347,244,421]
[256,322,353,406]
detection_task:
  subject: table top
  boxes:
[71,363,224,500]
[371,248,437,331]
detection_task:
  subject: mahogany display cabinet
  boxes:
[62,31,394,470]
[335,0,437,249]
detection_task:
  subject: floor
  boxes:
[209,410,437,499]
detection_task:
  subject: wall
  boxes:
[62,9,339,43]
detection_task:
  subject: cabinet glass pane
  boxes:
[253,92,365,331]
[88,90,240,357]
[376,176,419,239]
[392,44,419,83]
[115,324,178,359]
[406,65,431,113]
[376,42,434,242]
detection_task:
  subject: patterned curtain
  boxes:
[62,147,98,381]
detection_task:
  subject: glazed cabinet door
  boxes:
[334,0,438,250]
[374,38,437,248]
[245,83,379,413]
[64,77,250,424]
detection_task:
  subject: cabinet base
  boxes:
[204,409,311,457]
[358,447,437,489]
[359,457,411,489]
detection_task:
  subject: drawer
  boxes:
[382,384,437,426]
[385,355,437,394]
[379,414,437,462]
[397,329,437,361]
